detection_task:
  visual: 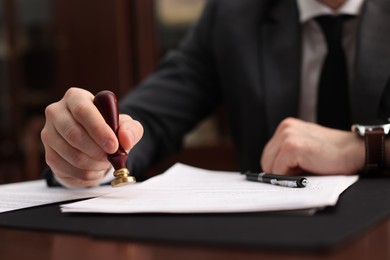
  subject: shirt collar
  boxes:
[297,0,365,23]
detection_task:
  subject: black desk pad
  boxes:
[0,177,389,251]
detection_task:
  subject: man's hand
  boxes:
[40,87,143,188]
[261,117,364,176]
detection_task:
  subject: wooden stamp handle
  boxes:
[93,90,127,170]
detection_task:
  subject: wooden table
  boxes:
[1,216,390,260]
[2,146,390,260]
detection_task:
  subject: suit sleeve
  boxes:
[119,0,221,180]
[44,0,221,186]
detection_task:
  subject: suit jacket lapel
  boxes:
[261,0,301,134]
[352,0,390,122]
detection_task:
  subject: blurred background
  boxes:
[0,0,235,184]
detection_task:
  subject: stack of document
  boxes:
[60,163,358,214]
[0,179,115,213]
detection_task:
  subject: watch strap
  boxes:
[364,129,385,173]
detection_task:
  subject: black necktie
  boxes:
[316,15,351,130]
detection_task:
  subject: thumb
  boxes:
[117,114,144,151]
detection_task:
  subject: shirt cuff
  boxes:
[53,167,115,189]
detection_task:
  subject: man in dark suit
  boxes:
[41,0,390,188]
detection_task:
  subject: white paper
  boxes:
[0,179,122,213]
[61,163,358,214]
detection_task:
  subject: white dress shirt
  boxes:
[296,0,365,122]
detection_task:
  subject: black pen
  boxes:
[245,172,308,188]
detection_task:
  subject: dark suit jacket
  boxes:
[118,0,390,180]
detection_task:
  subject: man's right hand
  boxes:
[40,87,143,188]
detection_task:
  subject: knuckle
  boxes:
[69,151,108,172]
[78,171,101,182]
[63,125,83,144]
[279,117,297,130]
[282,137,300,152]
[40,128,49,143]
[69,152,89,170]
[71,103,90,120]
[278,123,298,140]
[45,151,58,170]
[44,103,59,119]
[77,172,93,182]
[279,129,293,142]
[64,87,80,99]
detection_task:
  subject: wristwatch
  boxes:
[352,122,390,175]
